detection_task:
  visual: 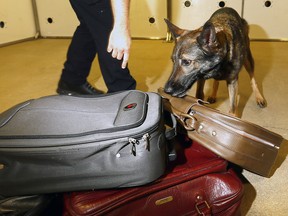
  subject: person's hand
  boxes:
[107,27,131,69]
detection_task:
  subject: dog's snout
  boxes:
[164,85,173,94]
[164,81,185,97]
[164,82,178,96]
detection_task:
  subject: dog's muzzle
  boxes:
[164,82,187,97]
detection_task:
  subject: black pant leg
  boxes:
[88,6,136,92]
[66,0,136,92]
[60,23,96,85]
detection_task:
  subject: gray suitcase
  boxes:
[0,90,175,196]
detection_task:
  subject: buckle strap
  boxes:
[195,200,211,216]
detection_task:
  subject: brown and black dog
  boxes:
[164,7,266,116]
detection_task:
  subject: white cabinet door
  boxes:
[130,0,168,39]
[170,0,243,30]
[243,0,288,40]
[0,0,36,45]
[35,0,79,37]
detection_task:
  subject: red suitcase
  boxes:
[63,138,244,216]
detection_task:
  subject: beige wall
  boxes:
[35,0,79,37]
[0,0,36,45]
[1,0,288,46]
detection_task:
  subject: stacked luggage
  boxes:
[0,90,284,215]
[62,137,244,216]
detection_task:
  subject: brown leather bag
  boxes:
[158,88,284,177]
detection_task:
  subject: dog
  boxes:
[164,7,266,116]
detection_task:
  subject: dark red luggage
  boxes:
[63,138,244,216]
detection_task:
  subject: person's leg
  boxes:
[60,25,96,85]
[71,0,136,93]
[57,0,103,95]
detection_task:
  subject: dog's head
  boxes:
[164,19,228,97]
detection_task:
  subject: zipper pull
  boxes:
[142,133,150,150]
[129,138,139,156]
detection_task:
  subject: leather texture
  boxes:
[63,137,244,216]
[158,88,284,177]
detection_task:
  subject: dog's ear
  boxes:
[164,19,188,40]
[197,22,219,54]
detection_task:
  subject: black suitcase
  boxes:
[0,90,175,196]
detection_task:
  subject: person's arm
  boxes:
[107,0,131,69]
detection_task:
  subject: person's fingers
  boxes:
[121,52,129,69]
[116,51,123,60]
[107,39,130,69]
[111,49,118,58]
[107,43,112,53]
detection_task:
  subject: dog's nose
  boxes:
[164,86,179,97]
[164,85,173,94]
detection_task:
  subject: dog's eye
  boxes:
[181,59,192,66]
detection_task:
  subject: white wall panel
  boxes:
[35,0,79,37]
[2,0,287,43]
[243,0,288,40]
[170,0,243,30]
[130,0,167,39]
[0,0,36,45]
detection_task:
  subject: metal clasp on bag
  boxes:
[178,113,197,131]
[195,200,211,215]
